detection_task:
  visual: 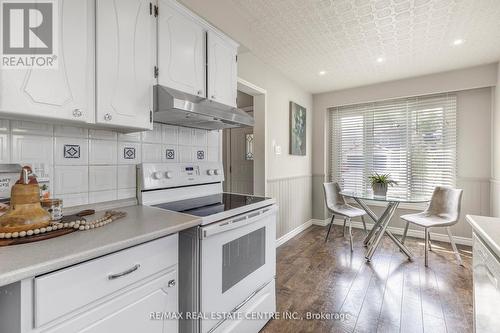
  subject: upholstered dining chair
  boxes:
[400,186,463,267]
[323,182,367,251]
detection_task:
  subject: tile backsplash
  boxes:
[0,119,221,207]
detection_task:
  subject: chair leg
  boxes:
[401,221,410,245]
[361,215,367,234]
[342,217,347,237]
[424,228,429,267]
[446,227,463,266]
[428,230,433,252]
[325,215,335,242]
[348,217,353,252]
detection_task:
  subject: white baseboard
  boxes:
[276,220,313,247]
[312,218,472,246]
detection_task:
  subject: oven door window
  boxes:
[222,227,266,293]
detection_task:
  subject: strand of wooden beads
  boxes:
[0,211,126,239]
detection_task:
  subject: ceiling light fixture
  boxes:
[453,39,465,46]
[319,70,327,76]
[376,57,385,63]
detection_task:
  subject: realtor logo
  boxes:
[1,0,58,68]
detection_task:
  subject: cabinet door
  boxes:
[158,0,205,98]
[96,0,155,130]
[207,31,237,108]
[0,0,93,123]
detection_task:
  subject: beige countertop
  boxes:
[0,205,201,287]
[467,214,500,258]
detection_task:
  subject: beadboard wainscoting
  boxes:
[311,174,490,243]
[268,175,312,241]
[491,178,500,217]
[0,119,220,207]
[312,174,328,220]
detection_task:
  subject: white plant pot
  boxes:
[372,183,388,196]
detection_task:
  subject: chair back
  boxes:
[323,182,346,211]
[425,186,463,222]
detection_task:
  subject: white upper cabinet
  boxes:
[0,0,237,130]
[0,0,94,123]
[207,31,238,108]
[158,0,205,98]
[96,0,155,130]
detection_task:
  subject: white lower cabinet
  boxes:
[46,269,178,333]
[17,234,179,333]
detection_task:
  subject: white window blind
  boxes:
[329,93,457,198]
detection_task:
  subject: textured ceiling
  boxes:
[230,0,500,93]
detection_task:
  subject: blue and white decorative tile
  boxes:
[54,137,87,165]
[197,150,205,160]
[162,145,178,163]
[118,142,140,164]
[123,147,136,159]
[166,149,175,160]
[64,145,80,158]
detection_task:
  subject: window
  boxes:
[329,93,457,198]
[245,133,254,160]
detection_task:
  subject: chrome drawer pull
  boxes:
[108,264,140,280]
[168,279,176,287]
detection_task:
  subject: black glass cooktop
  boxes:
[152,193,268,217]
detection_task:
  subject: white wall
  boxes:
[312,64,498,239]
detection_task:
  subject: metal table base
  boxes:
[353,198,413,261]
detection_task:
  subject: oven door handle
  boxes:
[201,205,277,239]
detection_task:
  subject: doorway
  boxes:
[223,91,254,194]
[222,78,267,196]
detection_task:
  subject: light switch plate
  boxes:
[275,145,282,155]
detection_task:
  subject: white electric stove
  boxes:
[137,162,277,333]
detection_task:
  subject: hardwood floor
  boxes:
[261,225,473,333]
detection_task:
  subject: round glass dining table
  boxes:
[340,190,430,261]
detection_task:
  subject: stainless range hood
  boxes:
[153,85,254,130]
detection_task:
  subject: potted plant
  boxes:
[368,173,397,196]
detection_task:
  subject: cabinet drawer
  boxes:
[34,234,178,327]
[44,268,178,333]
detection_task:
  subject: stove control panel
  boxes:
[138,162,224,190]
